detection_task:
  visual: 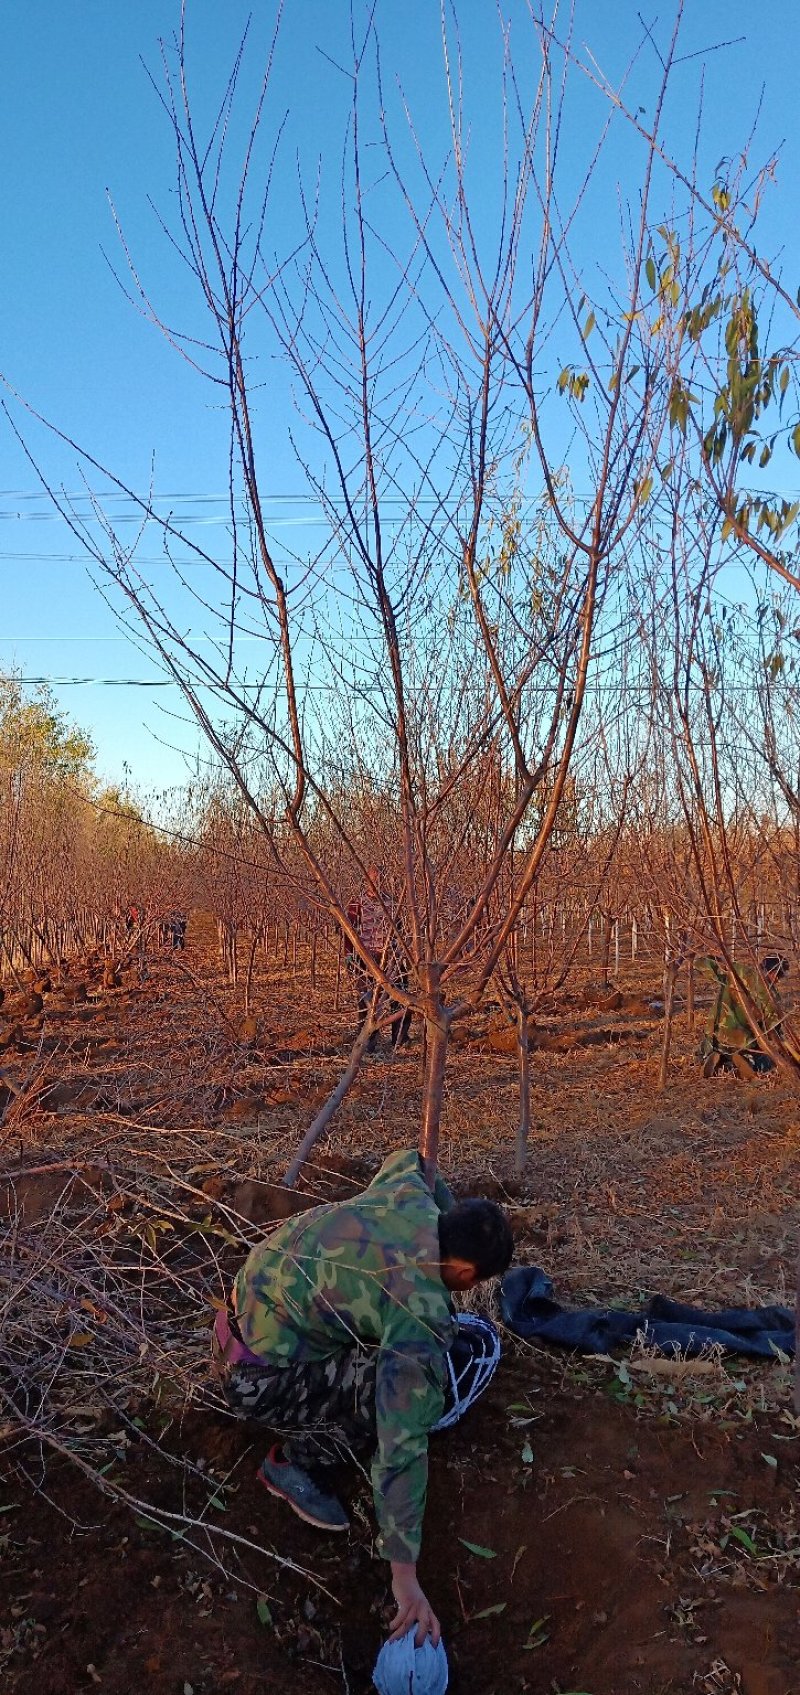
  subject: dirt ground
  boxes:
[1,935,799,1695]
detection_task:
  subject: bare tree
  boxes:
[5,4,742,1180]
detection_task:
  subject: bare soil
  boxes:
[1,938,799,1695]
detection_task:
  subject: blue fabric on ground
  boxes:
[500,1266,794,1359]
[373,1628,449,1695]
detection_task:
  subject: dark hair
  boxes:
[761,953,789,979]
[438,1199,514,1280]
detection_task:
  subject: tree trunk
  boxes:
[601,913,613,988]
[658,956,679,1091]
[514,1002,532,1175]
[419,966,448,1189]
[244,927,260,1015]
[686,956,695,1029]
[282,1014,376,1187]
[334,930,343,1011]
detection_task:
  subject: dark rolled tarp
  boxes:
[500,1265,795,1359]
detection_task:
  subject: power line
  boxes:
[3,676,399,694]
[0,489,604,503]
[0,635,266,643]
[4,485,800,503]
[4,674,777,698]
[0,551,315,566]
[0,511,339,528]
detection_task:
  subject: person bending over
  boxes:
[212,1148,513,1645]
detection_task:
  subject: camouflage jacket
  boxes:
[233,1149,456,1564]
[699,957,780,1052]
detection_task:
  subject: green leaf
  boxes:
[729,1525,757,1555]
[645,256,656,292]
[669,384,688,434]
[792,422,800,457]
[474,1602,507,1619]
[583,311,596,339]
[521,1439,534,1465]
[459,1539,497,1559]
[522,1613,551,1650]
[762,1453,778,1469]
[256,1595,273,1627]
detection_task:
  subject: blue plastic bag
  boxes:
[373,1627,449,1694]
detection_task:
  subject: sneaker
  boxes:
[257,1445,349,1531]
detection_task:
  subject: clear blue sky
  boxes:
[1,2,798,794]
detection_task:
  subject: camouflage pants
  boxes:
[218,1346,377,1470]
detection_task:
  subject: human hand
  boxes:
[389,1561,441,1647]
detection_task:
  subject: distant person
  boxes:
[699,953,789,1079]
[212,1148,513,1647]
[160,911,187,950]
[349,864,411,1050]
